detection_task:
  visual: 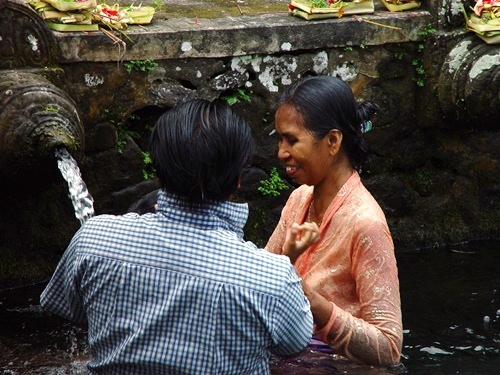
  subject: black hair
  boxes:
[277,76,379,171]
[150,99,255,204]
[127,189,159,214]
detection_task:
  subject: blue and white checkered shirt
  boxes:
[41,190,313,374]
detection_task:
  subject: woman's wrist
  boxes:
[305,287,333,330]
[314,302,336,340]
[283,246,298,263]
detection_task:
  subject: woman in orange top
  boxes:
[266,76,403,366]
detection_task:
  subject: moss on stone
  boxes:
[134,0,288,20]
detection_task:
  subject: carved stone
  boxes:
[0,0,57,69]
[439,36,500,128]
[0,70,84,185]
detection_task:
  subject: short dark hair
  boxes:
[150,99,255,204]
[277,76,379,170]
[127,189,159,214]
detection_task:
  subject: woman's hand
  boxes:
[283,222,320,264]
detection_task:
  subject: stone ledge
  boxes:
[53,10,432,62]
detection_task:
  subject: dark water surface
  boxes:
[1,240,498,374]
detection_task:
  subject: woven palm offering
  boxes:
[380,0,421,12]
[288,0,374,20]
[465,0,500,44]
[28,1,155,32]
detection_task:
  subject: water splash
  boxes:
[55,148,95,225]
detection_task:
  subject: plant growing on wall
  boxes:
[115,126,140,153]
[123,59,158,74]
[221,88,252,106]
[142,151,156,180]
[412,23,436,87]
[258,167,289,197]
[114,113,141,154]
[412,59,426,87]
[45,105,59,113]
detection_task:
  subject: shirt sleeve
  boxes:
[269,265,313,357]
[314,219,403,366]
[40,230,87,323]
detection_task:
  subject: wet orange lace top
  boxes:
[266,171,403,366]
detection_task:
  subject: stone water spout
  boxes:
[438,36,499,128]
[0,70,85,187]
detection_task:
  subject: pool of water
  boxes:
[0,240,498,374]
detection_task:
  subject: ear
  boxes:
[326,129,343,156]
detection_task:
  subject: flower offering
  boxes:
[380,0,421,12]
[465,0,500,44]
[288,0,374,20]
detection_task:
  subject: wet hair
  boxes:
[150,99,255,204]
[127,189,159,214]
[277,76,380,171]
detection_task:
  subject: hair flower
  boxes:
[361,120,372,133]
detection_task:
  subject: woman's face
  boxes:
[275,105,331,186]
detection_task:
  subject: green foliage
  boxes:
[262,111,270,124]
[112,113,156,178]
[309,0,329,7]
[45,105,59,113]
[142,152,156,180]
[418,24,436,38]
[123,59,158,74]
[115,124,140,154]
[410,23,435,87]
[411,59,426,87]
[116,129,139,153]
[151,0,163,9]
[114,113,144,154]
[414,166,433,189]
[258,167,289,197]
[145,123,155,133]
[221,88,252,106]
[343,44,365,51]
[394,51,405,60]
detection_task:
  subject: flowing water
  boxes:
[0,240,498,374]
[55,148,95,226]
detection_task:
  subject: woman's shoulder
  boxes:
[346,183,389,223]
[290,184,313,201]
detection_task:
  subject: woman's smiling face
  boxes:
[275,105,331,186]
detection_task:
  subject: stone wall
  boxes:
[0,0,498,287]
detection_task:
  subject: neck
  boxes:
[312,161,354,217]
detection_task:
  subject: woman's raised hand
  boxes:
[283,222,320,264]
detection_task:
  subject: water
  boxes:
[0,240,498,374]
[272,240,500,374]
[55,148,95,226]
